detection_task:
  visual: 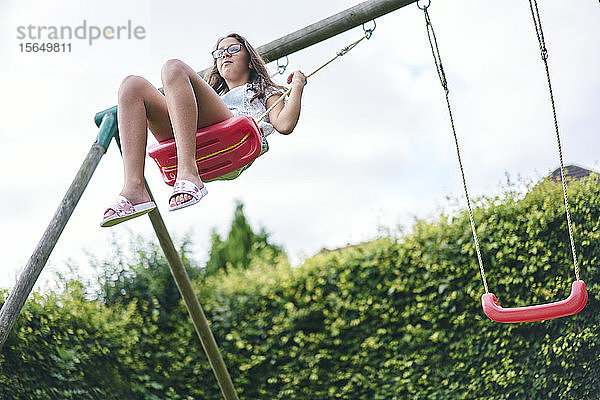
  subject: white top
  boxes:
[220,83,283,137]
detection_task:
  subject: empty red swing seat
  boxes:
[481,280,588,323]
[148,115,263,185]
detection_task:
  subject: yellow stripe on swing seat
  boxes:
[162,133,250,171]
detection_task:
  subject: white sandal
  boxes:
[100,196,156,227]
[168,180,208,212]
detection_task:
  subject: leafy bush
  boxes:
[0,283,142,399]
[2,176,599,399]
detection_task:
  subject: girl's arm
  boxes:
[267,70,307,135]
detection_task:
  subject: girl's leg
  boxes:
[160,59,232,207]
[104,75,174,218]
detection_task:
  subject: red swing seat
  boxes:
[148,115,262,186]
[481,280,587,323]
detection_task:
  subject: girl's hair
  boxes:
[205,33,285,102]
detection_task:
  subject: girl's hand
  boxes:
[287,70,307,88]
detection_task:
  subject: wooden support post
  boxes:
[143,182,239,400]
[255,0,417,63]
[0,113,117,349]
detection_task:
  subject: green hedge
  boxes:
[0,283,142,399]
[1,176,599,399]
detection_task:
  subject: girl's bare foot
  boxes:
[169,174,205,208]
[104,187,151,218]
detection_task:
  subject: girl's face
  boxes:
[215,37,251,83]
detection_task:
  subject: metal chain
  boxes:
[528,0,580,280]
[418,1,489,293]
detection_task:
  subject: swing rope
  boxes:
[418,0,581,296]
[417,0,489,293]
[528,0,580,281]
[257,21,376,126]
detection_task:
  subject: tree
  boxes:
[205,201,285,275]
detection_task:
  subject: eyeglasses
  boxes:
[212,43,243,59]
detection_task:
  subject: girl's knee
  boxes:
[118,75,151,100]
[161,59,189,85]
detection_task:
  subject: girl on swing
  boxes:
[101,33,307,227]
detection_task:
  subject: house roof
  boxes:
[548,165,596,183]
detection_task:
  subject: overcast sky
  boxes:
[1,0,598,292]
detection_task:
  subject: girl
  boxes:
[101,33,307,227]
